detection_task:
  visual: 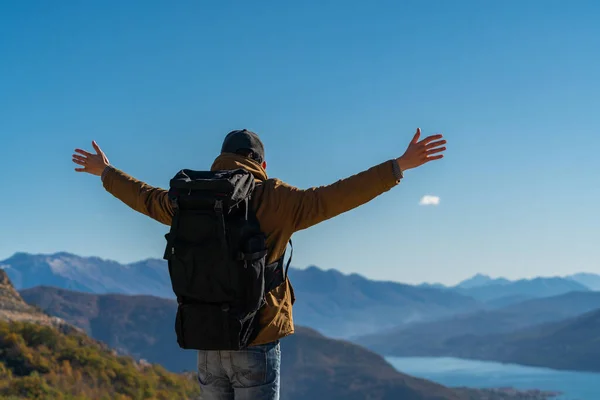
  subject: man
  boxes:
[72,128,446,400]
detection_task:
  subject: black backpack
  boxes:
[162,168,292,351]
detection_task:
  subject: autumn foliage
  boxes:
[0,321,200,399]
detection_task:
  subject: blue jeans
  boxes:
[197,341,281,400]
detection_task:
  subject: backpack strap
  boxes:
[213,199,228,253]
[284,239,293,280]
[264,239,293,292]
[163,194,180,260]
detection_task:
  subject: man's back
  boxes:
[73,127,446,400]
[101,150,402,345]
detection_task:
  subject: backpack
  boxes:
[162,168,292,351]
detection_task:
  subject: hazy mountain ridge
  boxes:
[567,273,600,290]
[418,273,597,307]
[357,291,600,359]
[440,307,600,373]
[456,273,512,289]
[289,266,481,338]
[453,276,590,303]
[1,252,173,298]
[454,273,600,292]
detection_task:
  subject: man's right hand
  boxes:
[72,141,110,176]
[396,128,446,172]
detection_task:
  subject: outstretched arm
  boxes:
[72,141,174,226]
[276,128,446,232]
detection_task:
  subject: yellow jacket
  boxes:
[101,153,401,345]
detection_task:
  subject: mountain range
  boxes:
[357,291,600,359]
[567,273,600,291]
[286,266,480,337]
[2,252,483,338]
[436,307,600,373]
[421,273,599,308]
[17,285,559,400]
[456,273,600,292]
[0,251,585,398]
[1,252,173,297]
[5,252,599,337]
[3,250,600,379]
[455,273,513,289]
[452,274,592,305]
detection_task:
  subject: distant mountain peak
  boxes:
[566,272,600,291]
[5,251,76,260]
[454,274,590,305]
[0,252,174,298]
[456,273,501,288]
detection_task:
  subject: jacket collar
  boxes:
[210,153,268,181]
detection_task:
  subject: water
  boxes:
[386,356,600,400]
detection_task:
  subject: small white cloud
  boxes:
[419,195,440,206]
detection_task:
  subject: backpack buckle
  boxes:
[214,199,223,213]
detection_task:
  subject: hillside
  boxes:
[0,321,200,400]
[0,270,68,329]
[281,326,467,400]
[441,308,600,373]
[3,253,482,338]
[21,286,557,400]
[20,286,189,370]
[0,270,199,400]
[357,291,600,357]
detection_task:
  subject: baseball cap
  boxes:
[221,129,265,163]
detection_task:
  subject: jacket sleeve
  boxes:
[275,160,401,232]
[101,166,174,226]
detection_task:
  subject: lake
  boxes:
[387,356,600,400]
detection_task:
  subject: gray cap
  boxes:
[221,129,265,163]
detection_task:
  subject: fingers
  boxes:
[398,129,446,171]
[426,146,446,155]
[421,134,444,145]
[421,134,446,159]
[411,128,421,144]
[425,154,444,162]
[73,142,107,175]
[425,139,446,150]
[92,140,103,155]
[74,148,93,157]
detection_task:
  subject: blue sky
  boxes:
[1,0,599,285]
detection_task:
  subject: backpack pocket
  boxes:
[175,302,259,350]
[168,239,231,303]
[239,234,268,314]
